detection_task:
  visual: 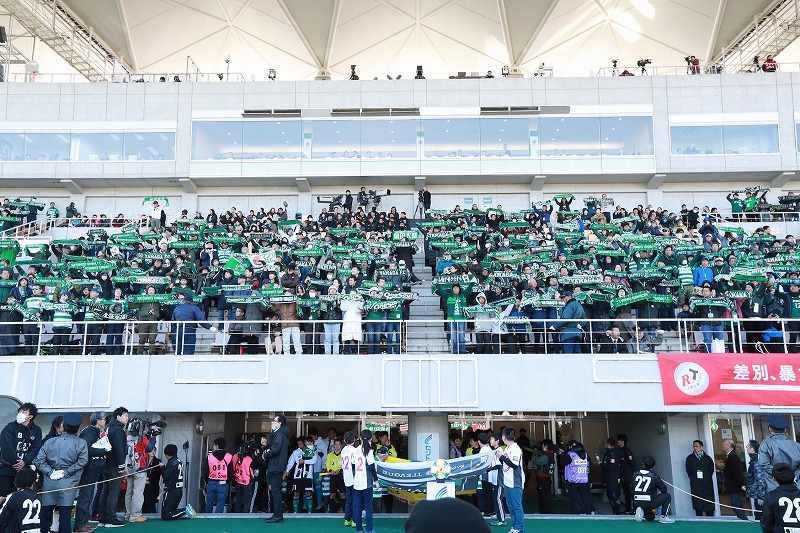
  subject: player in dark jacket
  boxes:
[761,463,800,533]
[0,469,39,533]
[617,434,637,514]
[599,438,622,515]
[631,455,674,523]
[161,444,195,520]
[263,415,290,523]
[98,407,129,527]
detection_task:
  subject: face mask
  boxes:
[271,422,279,432]
[16,413,27,425]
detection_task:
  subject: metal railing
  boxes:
[596,61,796,77]
[0,317,792,357]
[0,214,150,238]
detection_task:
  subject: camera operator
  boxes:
[357,187,368,209]
[421,187,432,216]
[686,55,700,75]
[762,54,778,73]
[344,190,354,212]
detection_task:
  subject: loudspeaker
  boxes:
[0,26,6,44]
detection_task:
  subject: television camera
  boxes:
[316,194,345,209]
[359,189,391,209]
[127,417,167,438]
[637,59,652,68]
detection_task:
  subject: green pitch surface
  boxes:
[134,515,756,533]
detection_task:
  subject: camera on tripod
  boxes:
[360,189,391,209]
[611,59,618,68]
[127,417,167,438]
[316,194,344,209]
[637,59,651,68]
[684,56,692,65]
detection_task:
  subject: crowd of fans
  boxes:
[0,185,797,356]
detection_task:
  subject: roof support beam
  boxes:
[179,178,197,193]
[60,179,83,195]
[648,173,667,189]
[275,0,323,69]
[322,0,341,72]
[771,171,795,188]
[115,0,138,71]
[497,0,514,66]
[705,0,728,65]
[515,0,559,66]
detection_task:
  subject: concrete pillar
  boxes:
[407,412,449,461]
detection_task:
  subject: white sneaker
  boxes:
[634,507,644,523]
[658,516,675,524]
[185,503,196,520]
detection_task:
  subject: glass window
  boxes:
[242,120,302,160]
[540,117,601,156]
[191,121,243,160]
[423,118,480,158]
[601,116,654,156]
[123,132,175,161]
[23,133,71,161]
[72,133,124,161]
[723,124,778,154]
[0,133,26,161]
[797,124,800,153]
[306,120,361,159]
[670,126,722,155]
[360,119,418,159]
[479,117,536,157]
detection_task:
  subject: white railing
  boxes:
[596,61,796,77]
[0,317,791,357]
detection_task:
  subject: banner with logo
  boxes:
[375,454,491,492]
[657,353,800,406]
[415,432,439,462]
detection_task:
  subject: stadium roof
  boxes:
[47,0,778,81]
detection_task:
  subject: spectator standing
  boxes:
[34,412,88,533]
[617,434,637,514]
[553,291,586,354]
[762,55,778,72]
[685,439,715,516]
[171,293,217,355]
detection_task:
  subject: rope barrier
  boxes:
[661,479,754,512]
[37,464,162,495]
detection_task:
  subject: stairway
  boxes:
[0,0,119,81]
[406,237,450,354]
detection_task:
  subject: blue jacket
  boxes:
[693,265,714,287]
[172,301,212,330]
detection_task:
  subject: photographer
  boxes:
[421,187,432,216]
[687,55,700,75]
[762,54,778,73]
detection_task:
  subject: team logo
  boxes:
[434,486,448,500]
[673,361,709,396]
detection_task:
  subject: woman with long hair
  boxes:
[351,430,376,533]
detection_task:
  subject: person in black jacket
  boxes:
[0,402,42,498]
[598,438,622,515]
[685,439,715,516]
[263,414,289,523]
[761,463,800,533]
[722,439,748,520]
[98,407,129,528]
[616,434,637,514]
[74,412,109,532]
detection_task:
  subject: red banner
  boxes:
[657,353,800,406]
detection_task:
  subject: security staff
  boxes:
[171,293,217,355]
[758,414,800,491]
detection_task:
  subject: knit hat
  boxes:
[404,498,490,533]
